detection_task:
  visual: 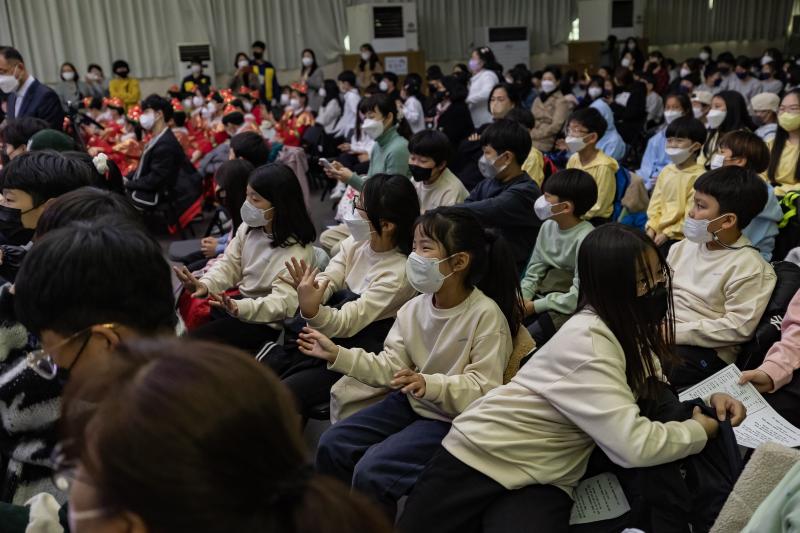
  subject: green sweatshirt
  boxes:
[520,219,593,314]
[345,126,410,191]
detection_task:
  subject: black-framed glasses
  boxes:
[352,194,367,215]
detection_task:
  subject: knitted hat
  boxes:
[751,92,780,113]
[26,130,77,152]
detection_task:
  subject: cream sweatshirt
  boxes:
[442,310,708,495]
[329,288,513,422]
[199,223,315,325]
[305,236,416,339]
[413,167,469,213]
[668,237,777,363]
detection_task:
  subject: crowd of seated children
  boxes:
[668,167,777,388]
[304,207,521,519]
[521,169,596,347]
[766,88,800,196]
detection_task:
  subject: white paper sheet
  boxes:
[569,472,631,525]
[678,364,800,449]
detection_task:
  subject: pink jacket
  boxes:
[759,289,800,391]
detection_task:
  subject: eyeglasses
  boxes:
[636,267,671,293]
[566,128,589,137]
[352,194,367,216]
[26,323,117,380]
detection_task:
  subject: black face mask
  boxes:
[637,282,669,324]
[718,66,731,75]
[116,70,129,78]
[0,205,23,235]
[409,164,434,182]
[252,51,264,60]
[433,90,446,102]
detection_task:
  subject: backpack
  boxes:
[772,191,800,261]
[612,166,631,222]
[737,260,800,370]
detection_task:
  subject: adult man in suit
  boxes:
[0,47,64,130]
[125,94,201,214]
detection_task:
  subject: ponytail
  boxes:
[416,207,523,336]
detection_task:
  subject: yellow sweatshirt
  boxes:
[765,138,800,196]
[442,310,708,495]
[567,149,619,219]
[329,288,513,422]
[646,161,705,239]
[199,223,315,326]
[522,146,545,187]
[668,236,777,363]
[305,237,416,339]
[109,77,141,111]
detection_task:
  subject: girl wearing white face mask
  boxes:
[229,52,260,93]
[645,116,707,254]
[321,94,410,256]
[274,174,419,419]
[465,47,500,128]
[54,61,90,111]
[182,163,317,352]
[701,91,756,168]
[300,207,520,519]
[273,85,315,147]
[357,43,383,90]
[299,48,324,112]
[531,66,574,152]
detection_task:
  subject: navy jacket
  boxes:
[459,172,542,275]
[5,78,65,130]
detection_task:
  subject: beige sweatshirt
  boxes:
[329,288,513,422]
[442,310,708,495]
[199,223,315,325]
[668,236,777,363]
[305,236,416,339]
[413,168,469,213]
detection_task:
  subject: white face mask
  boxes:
[182,98,192,110]
[192,95,204,107]
[379,80,389,92]
[680,67,691,78]
[699,51,710,61]
[238,59,250,69]
[361,51,372,61]
[318,88,327,98]
[621,57,632,68]
[280,93,290,106]
[663,110,683,124]
[683,214,727,244]
[540,79,556,93]
[191,65,201,74]
[405,252,455,294]
[709,153,725,169]
[565,135,588,153]
[692,106,705,119]
[665,146,692,165]
[139,111,156,131]
[533,195,566,220]
[478,153,508,179]
[240,200,273,228]
[302,56,313,67]
[706,109,727,129]
[87,71,100,81]
[243,101,253,112]
[361,117,385,140]
[62,71,75,81]
[0,65,19,93]
[588,87,603,99]
[207,102,217,114]
[289,98,301,110]
[344,214,374,242]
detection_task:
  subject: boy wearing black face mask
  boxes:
[667,167,776,388]
[408,130,468,213]
[108,59,140,111]
[250,40,280,108]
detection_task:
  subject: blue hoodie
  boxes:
[590,99,627,161]
[743,182,783,261]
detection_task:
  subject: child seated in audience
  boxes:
[4,203,175,505]
[712,130,781,260]
[645,116,707,255]
[58,338,391,533]
[637,93,693,190]
[408,129,468,213]
[668,167,777,388]
[522,169,597,347]
[740,288,800,427]
[765,88,800,197]
[397,224,745,532]
[458,118,541,274]
[300,207,521,519]
[565,107,619,225]
[268,174,419,418]
[178,163,317,352]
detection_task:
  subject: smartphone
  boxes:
[319,158,335,170]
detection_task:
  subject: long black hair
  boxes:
[472,46,503,77]
[415,207,523,336]
[767,88,800,185]
[576,224,676,399]
[247,163,316,247]
[358,43,381,72]
[215,159,253,229]
[300,48,318,76]
[362,173,419,255]
[322,79,340,108]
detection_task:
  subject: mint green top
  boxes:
[520,219,593,314]
[345,126,410,191]
[742,460,800,533]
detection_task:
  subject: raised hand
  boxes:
[296,264,330,319]
[173,265,208,298]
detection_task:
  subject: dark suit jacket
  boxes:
[6,78,65,130]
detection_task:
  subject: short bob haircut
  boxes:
[542,169,599,218]
[1,150,95,206]
[408,130,452,167]
[479,118,533,165]
[693,166,768,229]
[361,173,419,255]
[247,163,316,247]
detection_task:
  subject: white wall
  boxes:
[578,0,646,42]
